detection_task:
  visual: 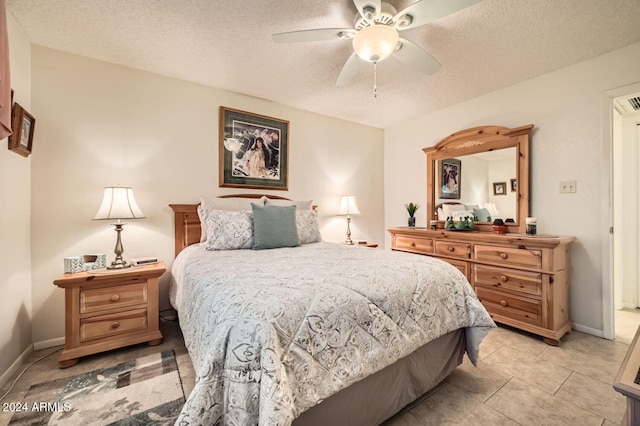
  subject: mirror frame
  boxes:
[424,124,534,234]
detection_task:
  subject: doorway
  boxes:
[611,89,640,343]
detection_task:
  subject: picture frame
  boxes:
[510,178,517,192]
[219,107,289,190]
[438,158,461,199]
[493,182,507,196]
[8,102,35,157]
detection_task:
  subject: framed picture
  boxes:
[438,158,461,199]
[510,178,517,192]
[8,103,35,157]
[219,107,289,190]
[493,182,507,196]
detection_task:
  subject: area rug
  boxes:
[9,350,185,425]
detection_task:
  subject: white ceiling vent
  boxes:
[614,93,640,116]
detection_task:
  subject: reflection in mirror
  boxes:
[435,148,517,223]
[424,124,533,234]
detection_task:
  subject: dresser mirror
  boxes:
[424,125,533,234]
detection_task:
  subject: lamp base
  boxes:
[107,260,131,270]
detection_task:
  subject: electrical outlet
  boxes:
[559,180,577,193]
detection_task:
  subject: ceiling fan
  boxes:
[272,0,480,90]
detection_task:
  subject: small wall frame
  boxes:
[8,103,36,157]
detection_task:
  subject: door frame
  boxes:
[602,82,640,340]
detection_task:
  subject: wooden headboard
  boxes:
[169,194,294,257]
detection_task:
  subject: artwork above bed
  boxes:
[219,107,289,190]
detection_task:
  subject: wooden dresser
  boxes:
[388,228,575,345]
[53,262,166,367]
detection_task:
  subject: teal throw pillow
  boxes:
[251,203,300,250]
[473,207,492,222]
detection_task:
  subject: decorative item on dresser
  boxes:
[52,262,166,368]
[391,124,576,345]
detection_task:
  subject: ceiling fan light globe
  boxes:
[352,24,399,63]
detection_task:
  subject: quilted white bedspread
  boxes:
[171,242,495,425]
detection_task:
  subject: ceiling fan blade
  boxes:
[272,28,354,43]
[393,38,441,75]
[393,0,480,30]
[336,52,366,86]
[353,0,381,19]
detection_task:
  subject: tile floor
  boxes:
[0,315,633,426]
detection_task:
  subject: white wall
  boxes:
[29,47,384,344]
[385,42,640,336]
[0,13,32,385]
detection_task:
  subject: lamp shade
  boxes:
[353,24,399,63]
[338,195,361,216]
[94,187,145,220]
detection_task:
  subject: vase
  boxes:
[408,217,416,227]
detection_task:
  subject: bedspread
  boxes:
[171,242,495,425]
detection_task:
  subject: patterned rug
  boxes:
[9,350,185,425]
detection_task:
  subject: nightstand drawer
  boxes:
[473,244,542,269]
[434,240,470,259]
[80,281,148,314]
[476,287,542,326]
[473,264,542,297]
[394,235,433,254]
[80,308,148,342]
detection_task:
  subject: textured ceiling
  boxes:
[7,0,640,128]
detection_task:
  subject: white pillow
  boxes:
[265,198,313,210]
[203,210,253,250]
[198,195,266,242]
[296,210,322,244]
[442,203,466,219]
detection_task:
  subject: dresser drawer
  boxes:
[435,240,471,259]
[393,235,433,254]
[473,245,542,269]
[473,264,542,297]
[80,281,148,314]
[476,287,542,326]
[80,308,148,342]
[441,258,469,280]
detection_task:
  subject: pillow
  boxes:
[265,198,313,210]
[296,209,322,244]
[441,203,466,219]
[473,207,492,222]
[203,210,253,250]
[251,204,300,250]
[198,195,266,242]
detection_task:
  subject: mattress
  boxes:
[170,242,495,425]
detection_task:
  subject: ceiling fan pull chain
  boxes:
[373,61,378,98]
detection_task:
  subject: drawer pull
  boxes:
[500,252,508,259]
[410,242,416,247]
[110,321,120,329]
[500,300,509,307]
[500,275,508,282]
[110,294,121,302]
[448,246,455,252]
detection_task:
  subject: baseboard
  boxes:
[0,344,33,390]
[33,336,65,351]
[573,323,605,338]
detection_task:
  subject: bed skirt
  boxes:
[292,329,465,426]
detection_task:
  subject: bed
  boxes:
[169,195,495,425]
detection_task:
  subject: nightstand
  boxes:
[53,261,166,368]
[357,242,379,248]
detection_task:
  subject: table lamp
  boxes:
[94,186,145,269]
[338,195,361,245]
